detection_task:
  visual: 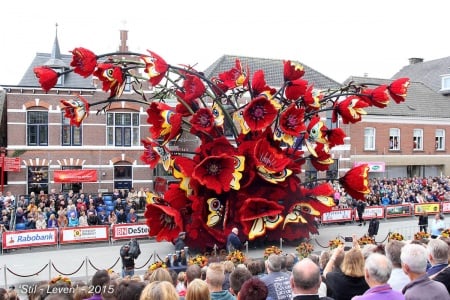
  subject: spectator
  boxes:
[120,244,135,278]
[323,246,369,300]
[35,213,47,229]
[176,272,186,295]
[57,211,68,228]
[97,209,108,225]
[291,257,333,300]
[114,280,146,300]
[222,261,235,292]
[127,208,138,223]
[205,262,235,300]
[86,269,111,300]
[117,208,127,224]
[385,240,410,292]
[174,232,186,251]
[138,187,147,210]
[108,211,118,225]
[367,213,380,238]
[226,227,243,252]
[87,211,100,226]
[15,207,26,225]
[25,213,37,229]
[47,213,58,228]
[260,254,291,300]
[352,253,404,300]
[185,278,210,300]
[78,210,88,227]
[68,212,79,227]
[229,267,252,297]
[140,281,178,300]
[148,268,173,283]
[426,238,449,276]
[238,277,268,300]
[401,243,450,300]
[356,200,366,226]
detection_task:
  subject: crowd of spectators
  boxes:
[0,187,152,232]
[333,175,450,209]
[1,232,449,299]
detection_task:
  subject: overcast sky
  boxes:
[1,0,449,85]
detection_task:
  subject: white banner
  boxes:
[442,201,450,213]
[321,209,353,223]
[2,229,58,249]
[111,223,149,240]
[59,226,109,244]
[362,206,385,219]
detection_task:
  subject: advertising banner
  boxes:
[385,204,412,218]
[53,169,97,183]
[442,202,450,213]
[353,161,385,173]
[414,203,440,215]
[2,229,58,249]
[361,206,385,219]
[59,225,109,244]
[111,223,150,240]
[321,209,353,223]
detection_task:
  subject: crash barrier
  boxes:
[1,223,150,252]
[320,201,450,224]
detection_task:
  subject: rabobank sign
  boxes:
[4,229,58,249]
[16,233,54,242]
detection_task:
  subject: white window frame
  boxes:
[441,75,450,91]
[389,128,400,151]
[106,112,140,147]
[435,129,445,151]
[364,127,375,151]
[413,129,423,150]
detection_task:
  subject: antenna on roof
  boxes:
[55,22,58,37]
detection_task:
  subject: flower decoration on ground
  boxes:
[226,250,246,265]
[49,275,71,286]
[188,254,209,268]
[388,232,404,241]
[264,246,283,259]
[33,47,409,252]
[413,231,430,241]
[440,228,450,238]
[357,235,376,246]
[328,238,344,250]
[149,261,167,271]
[296,241,314,258]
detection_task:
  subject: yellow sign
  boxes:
[414,203,440,214]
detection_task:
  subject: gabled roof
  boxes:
[392,57,450,92]
[346,76,450,118]
[203,55,342,90]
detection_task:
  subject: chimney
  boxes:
[408,57,424,65]
[119,30,128,52]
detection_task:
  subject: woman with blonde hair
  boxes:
[147,267,173,283]
[323,245,369,300]
[186,278,211,300]
[139,281,178,300]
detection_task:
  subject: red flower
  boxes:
[283,60,305,81]
[60,95,90,127]
[190,108,216,135]
[210,76,229,96]
[218,59,249,89]
[93,63,125,98]
[285,78,309,101]
[339,164,370,200]
[192,154,237,194]
[279,104,306,136]
[361,85,390,108]
[176,74,205,115]
[239,197,284,240]
[251,70,276,96]
[303,85,322,112]
[140,138,163,168]
[70,47,97,77]
[254,138,293,183]
[309,143,334,171]
[33,66,59,92]
[388,78,410,103]
[146,102,182,145]
[243,96,278,131]
[141,50,168,86]
[327,128,346,148]
[144,203,183,242]
[332,96,369,124]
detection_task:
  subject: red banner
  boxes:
[54,169,98,183]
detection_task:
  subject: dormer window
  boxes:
[53,67,64,85]
[440,74,450,92]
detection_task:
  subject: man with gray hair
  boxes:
[385,240,410,291]
[352,253,405,299]
[261,254,292,300]
[426,238,449,276]
[290,258,333,300]
[401,243,450,300]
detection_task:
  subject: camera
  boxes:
[8,285,15,290]
[344,236,353,242]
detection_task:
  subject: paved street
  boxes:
[0,215,447,296]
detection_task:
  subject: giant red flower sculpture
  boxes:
[33,47,409,252]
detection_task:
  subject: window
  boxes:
[114,164,132,190]
[54,68,64,86]
[413,129,423,150]
[27,166,49,194]
[27,111,48,146]
[106,112,140,146]
[435,129,445,151]
[364,127,375,150]
[389,128,400,150]
[61,166,82,193]
[62,113,82,146]
[441,75,450,91]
